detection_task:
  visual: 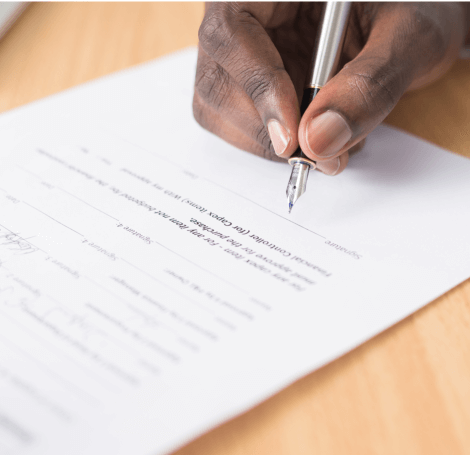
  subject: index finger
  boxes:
[198,2,300,158]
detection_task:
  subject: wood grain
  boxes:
[0,2,204,113]
[1,3,469,455]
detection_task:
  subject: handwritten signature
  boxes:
[0,231,38,255]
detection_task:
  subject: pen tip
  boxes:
[288,202,293,214]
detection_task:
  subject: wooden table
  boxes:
[2,4,470,454]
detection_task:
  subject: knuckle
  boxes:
[195,59,233,110]
[198,7,236,59]
[344,62,402,117]
[240,67,282,104]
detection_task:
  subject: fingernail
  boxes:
[306,111,352,158]
[267,120,290,156]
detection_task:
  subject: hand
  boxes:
[193,2,467,175]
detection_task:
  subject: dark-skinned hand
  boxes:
[193,2,467,175]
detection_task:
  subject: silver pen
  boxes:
[286,1,351,213]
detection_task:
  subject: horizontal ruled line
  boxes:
[22,202,83,237]
[57,187,119,221]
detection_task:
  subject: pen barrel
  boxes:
[289,2,351,166]
[307,2,351,89]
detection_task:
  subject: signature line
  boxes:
[22,202,83,237]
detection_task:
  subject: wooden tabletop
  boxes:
[1,3,470,454]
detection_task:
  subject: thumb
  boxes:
[298,55,401,163]
[298,3,463,163]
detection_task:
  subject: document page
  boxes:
[0,49,469,455]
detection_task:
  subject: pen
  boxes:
[286,1,351,213]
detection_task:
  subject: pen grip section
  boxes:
[290,87,321,162]
[300,87,320,116]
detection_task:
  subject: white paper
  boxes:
[0,48,469,455]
